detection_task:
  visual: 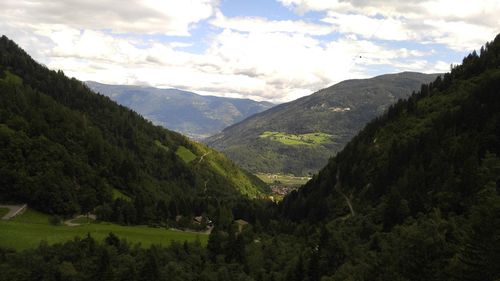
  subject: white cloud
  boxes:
[211,11,333,36]
[1,0,494,103]
[278,0,351,15]
[279,0,500,51]
[1,0,218,36]
[322,13,414,41]
[38,26,438,103]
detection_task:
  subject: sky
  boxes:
[1,0,499,103]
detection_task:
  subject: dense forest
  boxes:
[0,35,268,227]
[1,33,500,281]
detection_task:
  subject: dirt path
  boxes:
[198,152,210,164]
[169,225,213,235]
[0,204,27,220]
[64,219,80,227]
[64,214,96,227]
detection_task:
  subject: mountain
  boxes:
[206,72,438,175]
[2,35,499,281]
[0,35,268,224]
[85,82,273,140]
[278,35,500,280]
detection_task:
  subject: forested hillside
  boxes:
[0,36,268,225]
[207,72,437,175]
[86,82,273,140]
[1,34,500,281]
[277,34,500,280]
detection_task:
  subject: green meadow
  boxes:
[0,207,9,218]
[0,209,208,251]
[259,131,332,146]
[176,145,198,163]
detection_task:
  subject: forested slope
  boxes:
[0,35,267,224]
[278,34,500,280]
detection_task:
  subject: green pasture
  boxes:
[0,208,8,218]
[176,146,197,163]
[0,209,208,251]
[259,131,332,146]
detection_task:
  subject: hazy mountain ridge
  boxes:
[86,81,273,139]
[207,72,439,175]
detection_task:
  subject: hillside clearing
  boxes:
[112,188,132,201]
[176,146,198,163]
[259,131,332,146]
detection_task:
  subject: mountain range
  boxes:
[86,82,273,140]
[1,33,500,281]
[207,72,439,175]
[0,35,267,223]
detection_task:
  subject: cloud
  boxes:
[1,0,495,103]
[36,26,439,102]
[211,11,333,36]
[322,13,414,41]
[279,0,500,51]
[1,0,218,35]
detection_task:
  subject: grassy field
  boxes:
[1,70,23,85]
[176,146,197,163]
[0,208,9,218]
[12,209,48,224]
[154,140,169,152]
[112,188,132,201]
[256,173,310,187]
[259,131,332,146]
[0,209,208,251]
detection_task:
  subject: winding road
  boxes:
[0,204,27,220]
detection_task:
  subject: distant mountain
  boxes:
[206,72,439,175]
[0,35,268,223]
[86,82,273,139]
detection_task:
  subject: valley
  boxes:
[1,26,500,281]
[255,173,310,199]
[207,72,439,176]
[0,35,269,229]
